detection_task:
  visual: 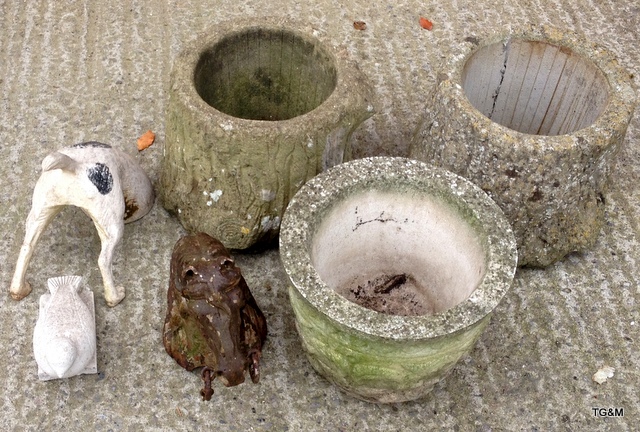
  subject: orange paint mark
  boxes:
[419,17,433,31]
[137,130,155,151]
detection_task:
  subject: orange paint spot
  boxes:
[419,17,433,31]
[137,130,155,151]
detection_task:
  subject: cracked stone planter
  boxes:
[160,18,374,250]
[279,157,518,403]
[410,26,636,267]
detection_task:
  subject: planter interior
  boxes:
[280,157,518,403]
[462,38,609,136]
[312,190,486,316]
[194,28,337,121]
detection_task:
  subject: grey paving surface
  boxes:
[0,1,638,431]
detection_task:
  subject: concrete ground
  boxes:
[0,1,638,431]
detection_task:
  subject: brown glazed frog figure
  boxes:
[163,232,267,400]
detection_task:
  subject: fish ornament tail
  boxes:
[47,275,83,294]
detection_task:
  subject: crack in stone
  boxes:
[489,38,511,120]
[352,211,397,231]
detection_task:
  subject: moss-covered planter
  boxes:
[410,25,637,267]
[279,157,518,403]
[161,18,374,249]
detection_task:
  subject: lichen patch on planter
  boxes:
[260,215,281,233]
[203,189,223,206]
[288,285,492,403]
[260,189,276,201]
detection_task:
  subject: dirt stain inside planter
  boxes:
[343,273,431,316]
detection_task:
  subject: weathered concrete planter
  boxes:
[280,157,518,403]
[160,18,374,249]
[410,26,636,266]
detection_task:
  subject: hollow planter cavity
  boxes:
[161,18,374,249]
[280,157,518,403]
[410,26,637,266]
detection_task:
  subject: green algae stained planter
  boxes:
[160,18,374,250]
[279,157,518,403]
[410,25,637,267]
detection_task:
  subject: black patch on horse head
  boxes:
[72,141,112,149]
[87,163,113,195]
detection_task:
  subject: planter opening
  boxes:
[310,190,486,316]
[194,28,337,121]
[461,39,609,136]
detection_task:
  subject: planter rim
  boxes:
[169,16,374,132]
[438,24,637,150]
[280,157,518,340]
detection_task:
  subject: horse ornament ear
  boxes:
[163,232,267,401]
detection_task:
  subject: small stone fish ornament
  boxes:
[33,276,97,380]
[163,233,267,400]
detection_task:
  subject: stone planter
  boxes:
[160,18,374,249]
[410,26,636,266]
[279,157,518,403]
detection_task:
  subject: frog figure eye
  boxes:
[219,258,237,276]
[182,266,197,282]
